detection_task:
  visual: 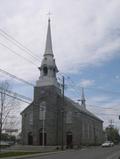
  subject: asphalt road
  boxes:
[24,145,120,159]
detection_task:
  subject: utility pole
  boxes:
[0,92,4,152]
[61,76,64,150]
[109,119,114,128]
[42,109,45,147]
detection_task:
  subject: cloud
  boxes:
[0,0,119,79]
[115,75,120,79]
[87,96,120,129]
[52,0,120,73]
[88,96,110,104]
[0,0,120,130]
[79,79,95,88]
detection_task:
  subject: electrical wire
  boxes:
[0,68,34,87]
[60,72,120,95]
[0,42,38,67]
[0,28,41,61]
[0,91,31,104]
[0,86,32,102]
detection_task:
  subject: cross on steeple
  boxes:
[47,11,52,20]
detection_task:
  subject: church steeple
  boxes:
[81,88,86,108]
[44,18,53,57]
[36,18,59,87]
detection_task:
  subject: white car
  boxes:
[102,141,114,147]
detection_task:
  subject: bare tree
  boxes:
[0,81,19,148]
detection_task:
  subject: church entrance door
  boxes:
[66,132,73,148]
[28,132,33,145]
[39,132,47,146]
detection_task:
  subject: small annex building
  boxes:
[21,19,103,148]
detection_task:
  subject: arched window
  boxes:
[28,132,33,145]
[66,131,73,148]
[39,101,46,120]
[29,112,33,125]
[53,68,56,76]
[66,111,72,124]
[39,129,47,146]
[43,66,48,76]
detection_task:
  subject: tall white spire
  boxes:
[36,18,59,88]
[44,18,53,57]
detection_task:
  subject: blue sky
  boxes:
[0,0,120,130]
[65,55,120,97]
[66,56,120,128]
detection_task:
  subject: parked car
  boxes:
[102,141,114,147]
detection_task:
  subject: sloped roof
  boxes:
[20,102,33,115]
[65,96,103,122]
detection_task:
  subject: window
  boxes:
[82,122,85,138]
[39,101,46,120]
[43,66,48,76]
[53,68,56,76]
[29,112,33,125]
[66,111,72,124]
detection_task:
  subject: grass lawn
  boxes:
[0,151,40,158]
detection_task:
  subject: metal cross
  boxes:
[47,11,52,19]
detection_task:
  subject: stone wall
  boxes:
[21,85,103,146]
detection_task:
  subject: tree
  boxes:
[105,125,120,144]
[0,81,19,147]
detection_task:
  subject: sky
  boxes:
[0,0,120,131]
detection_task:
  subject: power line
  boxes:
[0,29,41,61]
[95,112,118,116]
[60,72,120,95]
[85,87,120,95]
[0,28,119,95]
[0,87,117,119]
[0,32,40,62]
[0,91,31,104]
[0,37,120,98]
[0,68,34,87]
[57,73,80,97]
[86,105,120,117]
[87,104,120,110]
[0,42,38,67]
[1,67,119,106]
[0,86,32,102]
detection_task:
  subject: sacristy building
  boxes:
[21,19,103,147]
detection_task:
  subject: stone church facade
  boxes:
[21,19,103,147]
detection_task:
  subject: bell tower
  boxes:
[36,18,59,88]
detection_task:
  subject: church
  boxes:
[21,18,103,148]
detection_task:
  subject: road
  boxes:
[24,145,120,159]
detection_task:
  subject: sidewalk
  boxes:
[1,144,58,152]
[0,145,66,159]
[0,150,65,159]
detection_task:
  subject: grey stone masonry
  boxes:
[21,85,103,147]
